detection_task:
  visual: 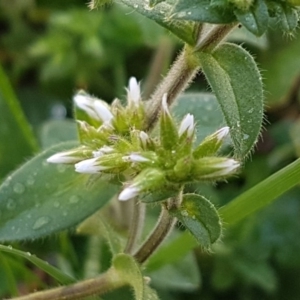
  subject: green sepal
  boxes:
[133,168,166,193]
[234,0,269,36]
[111,99,129,134]
[160,102,179,150]
[140,184,179,203]
[173,156,193,181]
[170,193,222,249]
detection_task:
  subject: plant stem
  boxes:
[124,199,146,254]
[10,268,125,300]
[145,46,199,131]
[133,196,180,264]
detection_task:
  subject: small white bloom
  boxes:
[161,93,170,115]
[178,114,195,137]
[75,158,103,173]
[139,131,150,148]
[93,100,114,123]
[209,159,240,177]
[215,126,230,141]
[118,185,140,201]
[127,77,141,105]
[47,151,82,164]
[74,94,99,121]
[123,153,150,163]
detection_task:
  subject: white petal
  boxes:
[47,151,81,164]
[210,159,240,177]
[93,100,114,123]
[178,114,195,137]
[161,93,169,114]
[127,153,150,163]
[139,131,149,148]
[75,158,102,174]
[74,94,99,121]
[127,77,140,105]
[118,186,139,201]
[215,126,230,141]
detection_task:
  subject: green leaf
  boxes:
[170,193,222,248]
[39,119,78,149]
[113,254,159,300]
[116,0,196,45]
[0,64,38,180]
[171,0,236,24]
[234,0,269,36]
[198,43,263,158]
[0,244,76,284]
[0,141,119,241]
[172,93,225,145]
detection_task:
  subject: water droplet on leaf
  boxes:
[13,183,25,194]
[6,198,16,210]
[33,216,51,230]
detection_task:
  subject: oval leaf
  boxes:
[0,141,119,241]
[170,193,222,248]
[198,43,264,158]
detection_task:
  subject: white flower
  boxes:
[215,126,230,141]
[74,93,113,123]
[47,150,82,164]
[127,77,141,106]
[75,158,110,173]
[123,153,150,163]
[161,93,170,115]
[178,114,195,138]
[207,159,240,178]
[118,185,140,201]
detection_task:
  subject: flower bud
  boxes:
[126,77,141,107]
[47,147,92,164]
[193,127,230,158]
[160,94,178,150]
[192,157,239,180]
[178,114,195,138]
[118,168,166,201]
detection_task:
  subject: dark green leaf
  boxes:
[171,0,236,24]
[170,193,222,248]
[234,0,269,36]
[198,43,264,158]
[0,65,38,180]
[0,141,119,241]
[116,0,196,45]
[0,244,76,284]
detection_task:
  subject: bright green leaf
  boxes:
[0,141,119,241]
[171,0,236,24]
[113,253,159,300]
[116,0,196,45]
[170,193,222,248]
[198,43,264,158]
[0,244,76,284]
[0,64,38,180]
[234,0,269,36]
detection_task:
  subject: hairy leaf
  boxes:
[0,141,119,241]
[198,43,263,158]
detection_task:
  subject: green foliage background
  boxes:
[0,0,300,299]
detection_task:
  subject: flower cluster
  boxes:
[47,77,240,202]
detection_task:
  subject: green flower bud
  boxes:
[160,94,178,150]
[193,127,229,159]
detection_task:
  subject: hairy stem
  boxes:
[124,199,146,254]
[133,196,180,264]
[10,268,125,300]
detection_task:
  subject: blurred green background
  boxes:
[0,0,300,299]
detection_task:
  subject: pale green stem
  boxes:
[133,196,180,264]
[124,199,146,254]
[9,268,125,300]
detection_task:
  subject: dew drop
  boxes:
[53,201,60,208]
[26,252,32,256]
[6,198,16,210]
[57,165,67,173]
[26,176,35,186]
[13,183,25,194]
[32,216,51,230]
[69,195,80,204]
